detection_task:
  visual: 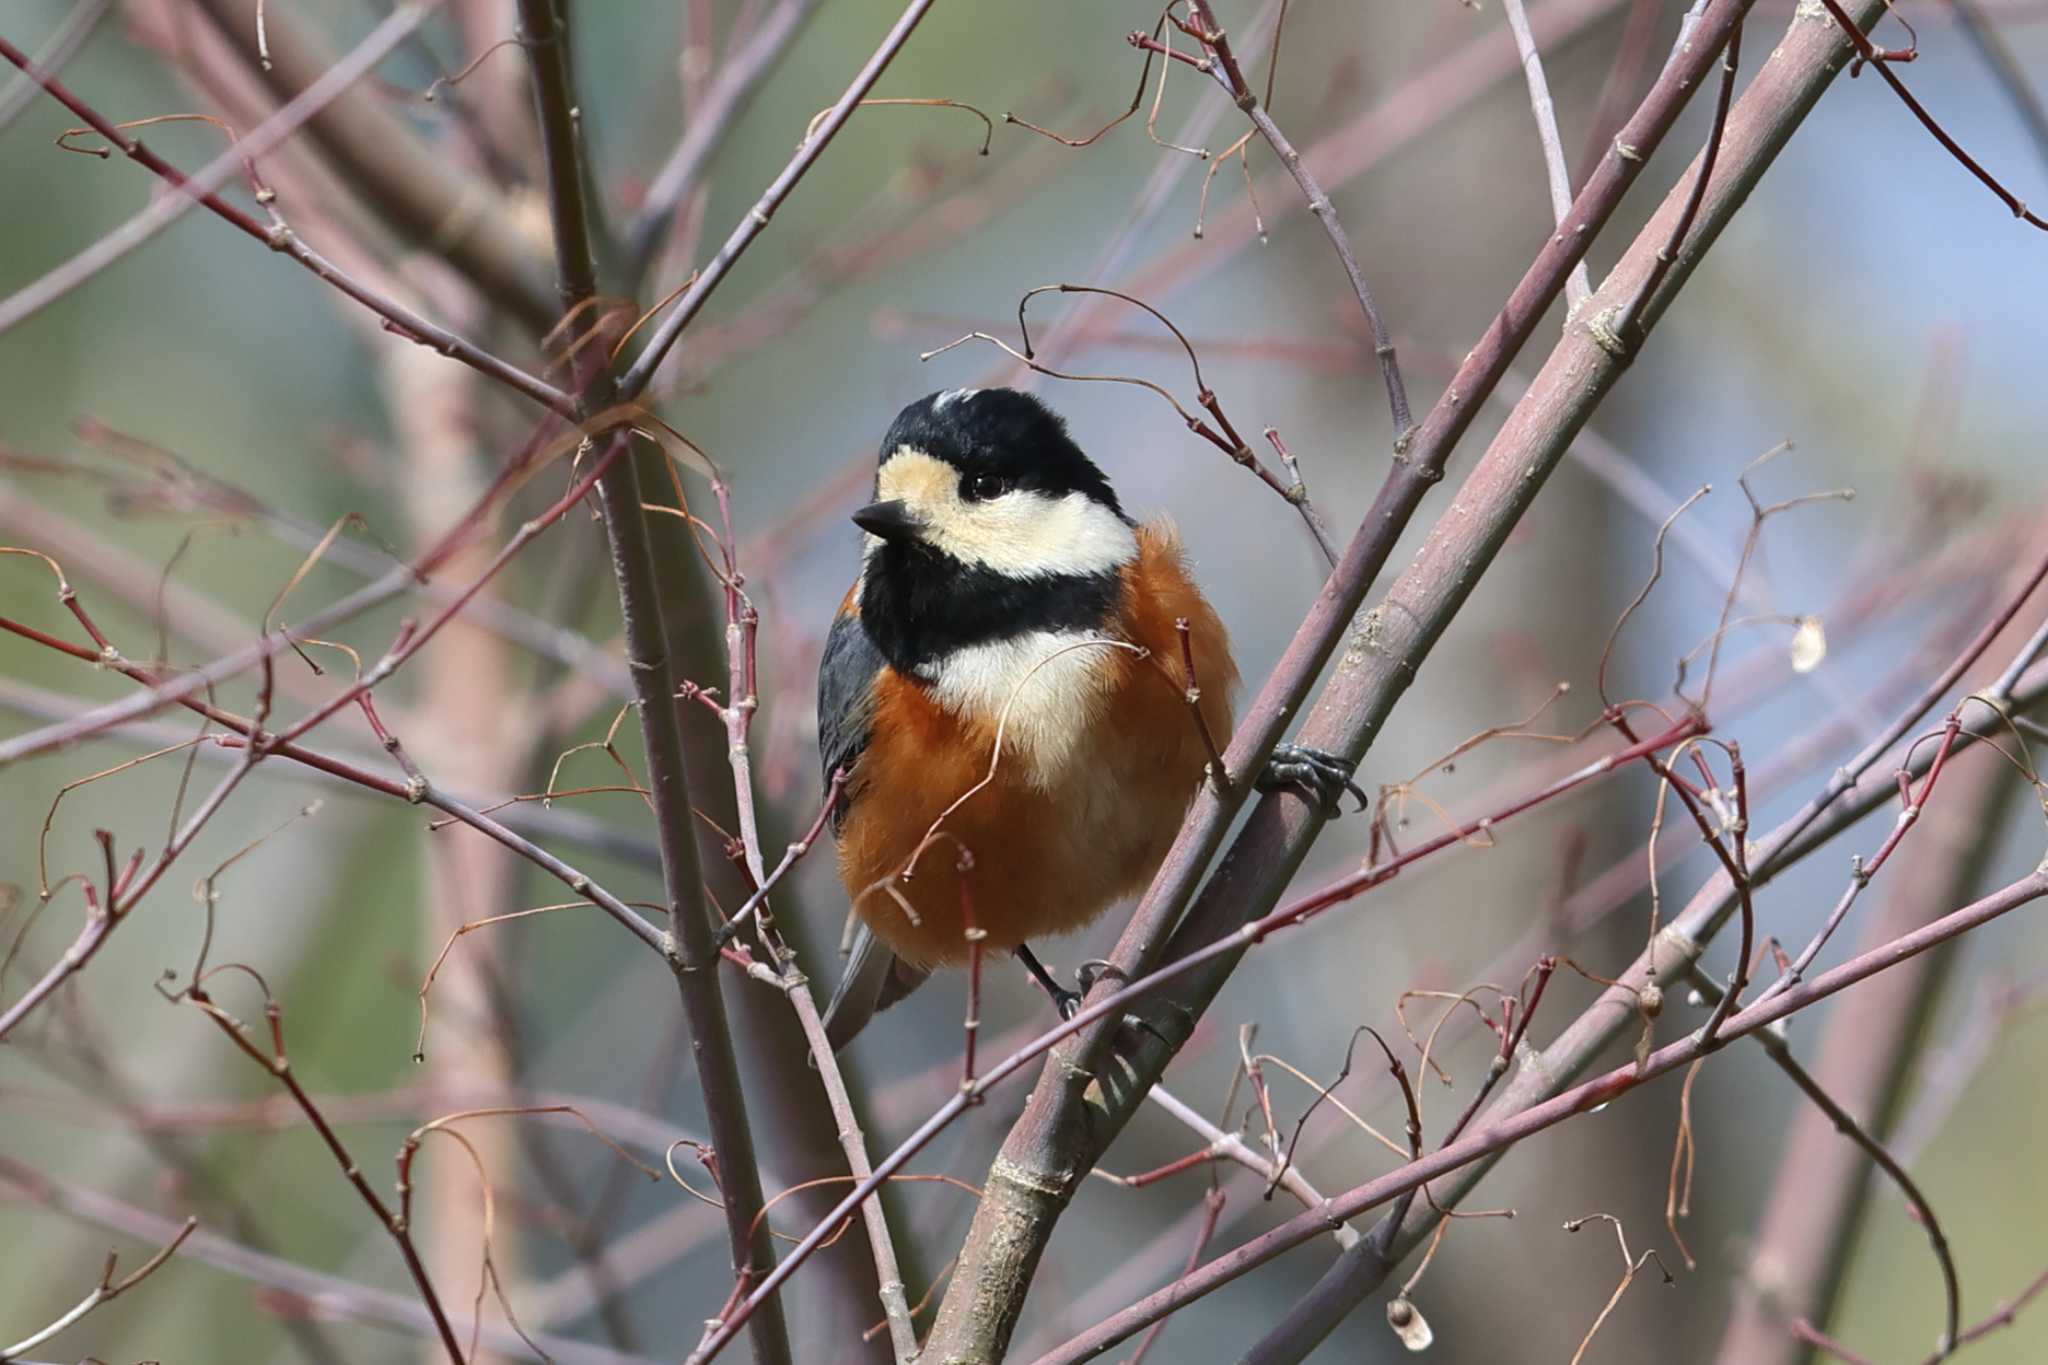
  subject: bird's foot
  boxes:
[1075,959,1120,998]
[1079,960,1177,1052]
[1018,951,1174,1051]
[1017,943,1083,1020]
[1258,743,1368,816]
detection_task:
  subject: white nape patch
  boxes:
[932,387,982,411]
[877,449,1135,579]
[924,630,1125,788]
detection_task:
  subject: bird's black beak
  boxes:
[851,499,924,541]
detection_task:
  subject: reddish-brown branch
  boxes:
[1272,716,1703,928]
[1125,1185,1226,1365]
[1689,966,1961,1353]
[1616,16,1746,336]
[713,770,846,945]
[1943,1263,2048,1357]
[1815,0,2048,229]
[183,981,468,1364]
[1760,710,1967,1003]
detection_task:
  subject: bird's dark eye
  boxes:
[962,472,1010,502]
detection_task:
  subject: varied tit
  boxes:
[816,388,1361,1050]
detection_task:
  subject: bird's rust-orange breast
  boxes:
[835,523,1235,967]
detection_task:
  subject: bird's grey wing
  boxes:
[816,611,926,1047]
[817,608,884,831]
[822,923,932,1052]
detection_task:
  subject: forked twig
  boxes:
[1815,0,2047,231]
[1563,1213,1675,1365]
[0,1214,196,1359]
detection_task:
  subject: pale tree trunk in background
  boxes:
[1710,608,2035,1363]
[453,0,537,147]
[115,9,538,1349]
[383,267,532,1352]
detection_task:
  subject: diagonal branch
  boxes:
[1711,749,2020,1365]
[0,8,573,415]
[1502,0,1596,310]
[0,1214,195,1360]
[625,0,827,275]
[616,0,940,399]
[1180,0,1413,438]
[1036,867,2048,1361]
[186,0,560,330]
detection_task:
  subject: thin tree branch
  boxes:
[186,0,560,330]
[617,0,940,399]
[0,0,112,135]
[625,0,826,275]
[704,513,915,1355]
[1502,0,1596,310]
[1942,0,2048,182]
[0,9,573,415]
[1180,0,1413,439]
[1613,14,1745,338]
[0,1153,650,1365]
[182,980,469,1365]
[0,1215,196,1359]
[1813,0,2046,229]
[1711,750,2020,1364]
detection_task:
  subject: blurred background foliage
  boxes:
[3,0,2047,1361]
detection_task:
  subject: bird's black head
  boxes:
[873,387,1125,518]
[852,388,1136,677]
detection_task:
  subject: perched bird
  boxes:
[816,388,1356,1049]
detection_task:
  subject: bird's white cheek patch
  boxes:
[926,631,1123,788]
[877,449,955,506]
[877,449,1136,578]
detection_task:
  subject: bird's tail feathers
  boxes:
[821,924,931,1052]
